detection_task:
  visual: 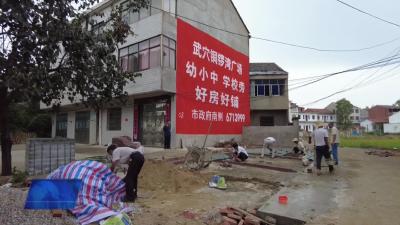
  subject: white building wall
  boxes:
[51,114,56,137]
[67,112,75,139]
[384,123,400,134]
[389,112,400,124]
[100,104,134,145]
[361,120,374,132]
[89,110,97,144]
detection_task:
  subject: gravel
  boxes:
[0,185,77,225]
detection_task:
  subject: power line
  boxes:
[289,53,400,90]
[335,0,400,28]
[149,5,400,53]
[252,35,400,52]
[300,61,400,106]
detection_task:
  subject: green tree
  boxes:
[394,99,400,108]
[0,0,148,175]
[336,99,353,131]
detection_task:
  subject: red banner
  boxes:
[176,19,250,134]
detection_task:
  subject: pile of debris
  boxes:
[219,207,276,225]
[366,150,396,157]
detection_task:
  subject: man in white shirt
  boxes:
[262,137,276,158]
[328,122,340,165]
[311,123,334,175]
[232,143,248,162]
[107,142,145,202]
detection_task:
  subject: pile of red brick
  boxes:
[219,207,276,225]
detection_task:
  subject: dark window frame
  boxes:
[260,116,274,126]
[107,108,122,131]
[120,0,168,25]
[119,35,175,72]
[251,79,285,97]
[91,21,105,35]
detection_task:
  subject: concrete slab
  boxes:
[257,173,347,225]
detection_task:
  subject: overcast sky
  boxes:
[232,0,400,108]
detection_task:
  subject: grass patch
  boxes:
[341,135,400,150]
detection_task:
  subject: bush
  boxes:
[11,167,28,184]
[28,114,52,137]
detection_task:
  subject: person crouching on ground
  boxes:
[107,143,145,202]
[232,143,248,162]
[262,137,276,158]
[292,138,305,155]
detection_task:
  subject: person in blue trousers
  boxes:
[328,122,340,165]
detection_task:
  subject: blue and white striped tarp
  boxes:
[48,160,127,225]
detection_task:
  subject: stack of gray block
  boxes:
[25,138,75,175]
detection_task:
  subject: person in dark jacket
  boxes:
[163,121,171,149]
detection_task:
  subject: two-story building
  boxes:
[361,105,400,133]
[249,63,289,126]
[46,0,250,148]
[298,108,336,132]
[325,102,361,125]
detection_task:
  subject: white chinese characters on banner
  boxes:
[192,41,243,75]
[191,109,246,122]
[195,86,207,102]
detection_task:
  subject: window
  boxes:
[312,115,315,120]
[162,0,176,14]
[251,79,285,96]
[119,0,175,25]
[350,116,354,120]
[150,36,161,67]
[330,116,333,120]
[119,35,171,72]
[139,40,150,70]
[107,108,121,131]
[317,115,320,120]
[56,113,68,138]
[163,36,176,69]
[91,21,105,35]
[260,116,274,126]
[356,116,359,120]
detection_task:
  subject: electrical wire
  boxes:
[300,62,400,106]
[149,5,400,53]
[335,0,400,29]
[289,53,400,90]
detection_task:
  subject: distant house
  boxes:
[325,102,361,125]
[298,108,336,132]
[249,63,289,126]
[360,119,374,132]
[368,105,400,133]
[384,112,400,134]
[289,101,300,123]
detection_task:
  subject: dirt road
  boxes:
[307,148,400,225]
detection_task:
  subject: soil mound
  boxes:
[139,160,209,193]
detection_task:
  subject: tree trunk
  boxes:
[0,89,12,176]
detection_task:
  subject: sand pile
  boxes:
[138,160,209,193]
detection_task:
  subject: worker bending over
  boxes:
[232,143,248,162]
[107,142,145,202]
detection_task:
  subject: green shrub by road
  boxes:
[341,135,400,150]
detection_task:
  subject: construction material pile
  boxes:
[139,160,210,193]
[366,150,396,157]
[218,207,276,225]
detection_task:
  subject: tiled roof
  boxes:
[250,63,288,75]
[303,108,334,114]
